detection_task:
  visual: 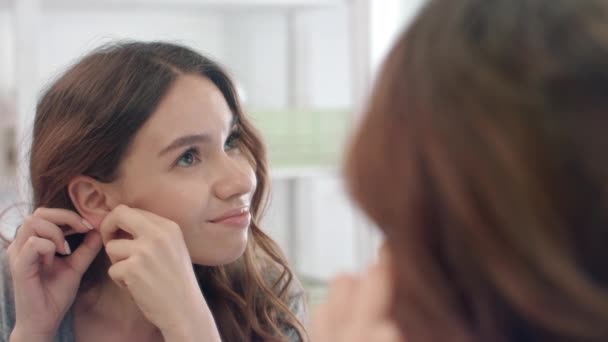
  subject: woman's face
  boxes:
[107,74,256,266]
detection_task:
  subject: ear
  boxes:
[68,175,116,229]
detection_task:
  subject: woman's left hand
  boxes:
[99,204,221,342]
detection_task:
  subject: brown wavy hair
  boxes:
[345,0,608,341]
[29,41,306,341]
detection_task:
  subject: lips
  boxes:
[209,207,251,228]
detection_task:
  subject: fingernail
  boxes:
[82,219,94,230]
[64,241,72,255]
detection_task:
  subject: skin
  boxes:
[311,246,405,342]
[9,74,257,342]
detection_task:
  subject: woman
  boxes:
[313,0,608,341]
[3,41,306,342]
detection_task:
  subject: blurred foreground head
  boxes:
[346,0,608,341]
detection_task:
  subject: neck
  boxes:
[74,274,160,336]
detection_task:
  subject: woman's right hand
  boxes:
[7,208,103,342]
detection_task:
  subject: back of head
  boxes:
[346,0,608,341]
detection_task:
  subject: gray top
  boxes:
[0,250,305,341]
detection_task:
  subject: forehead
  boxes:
[133,74,234,149]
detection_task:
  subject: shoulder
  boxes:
[263,262,307,312]
[285,285,307,325]
[262,263,308,341]
[0,246,16,342]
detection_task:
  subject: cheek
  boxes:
[239,156,258,194]
[118,174,210,225]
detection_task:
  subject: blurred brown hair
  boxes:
[345,0,608,341]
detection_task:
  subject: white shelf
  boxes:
[270,166,338,180]
[43,0,344,11]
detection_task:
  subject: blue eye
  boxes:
[224,131,241,151]
[176,148,200,167]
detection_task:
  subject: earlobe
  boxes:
[68,175,113,229]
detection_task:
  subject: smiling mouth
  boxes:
[209,207,251,228]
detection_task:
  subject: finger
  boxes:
[129,207,170,226]
[310,303,332,341]
[12,236,56,279]
[14,216,71,255]
[104,239,135,264]
[32,207,94,233]
[353,260,394,324]
[379,240,392,264]
[370,321,405,342]
[99,205,147,244]
[326,273,360,323]
[65,230,103,275]
[310,302,344,342]
[107,259,133,289]
[123,207,175,238]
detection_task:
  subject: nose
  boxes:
[212,154,256,202]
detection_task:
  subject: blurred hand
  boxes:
[311,250,405,342]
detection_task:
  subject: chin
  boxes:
[192,239,248,266]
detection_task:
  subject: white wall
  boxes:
[0,8,19,236]
[0,10,16,184]
[0,9,13,92]
[38,9,225,90]
[295,7,351,108]
[370,0,426,74]
[222,7,351,109]
[295,177,358,278]
[223,11,289,109]
[262,174,364,280]
[7,7,354,110]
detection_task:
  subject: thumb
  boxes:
[65,231,103,275]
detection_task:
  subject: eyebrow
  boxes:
[158,134,212,157]
[158,116,239,157]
